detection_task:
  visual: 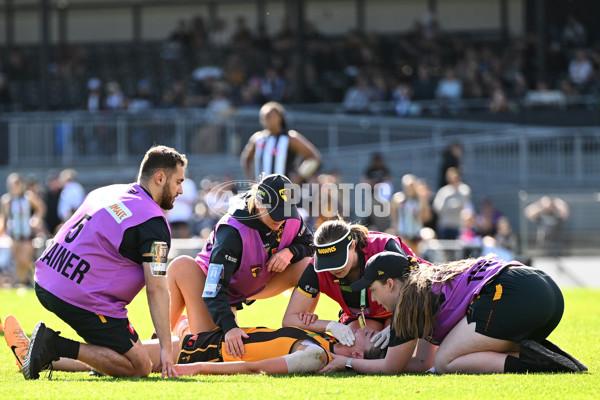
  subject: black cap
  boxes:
[313,228,353,272]
[350,251,411,291]
[256,174,299,222]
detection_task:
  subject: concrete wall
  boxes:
[0,0,524,44]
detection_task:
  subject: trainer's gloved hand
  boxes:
[326,321,355,346]
[370,325,391,349]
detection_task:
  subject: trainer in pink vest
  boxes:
[318,232,429,320]
[196,214,301,304]
[35,184,169,319]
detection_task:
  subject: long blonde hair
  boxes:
[393,258,476,340]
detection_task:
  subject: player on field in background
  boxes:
[241,101,321,184]
[0,172,46,287]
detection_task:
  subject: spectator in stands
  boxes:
[488,86,511,113]
[167,173,198,239]
[190,16,208,48]
[85,77,103,113]
[435,67,463,113]
[476,197,503,237]
[392,82,416,116]
[361,153,393,232]
[411,64,437,100]
[438,141,463,189]
[524,196,570,256]
[459,208,482,257]
[389,174,432,255]
[168,19,193,48]
[161,80,188,109]
[260,67,287,103]
[433,167,472,240]
[0,173,45,286]
[239,76,264,106]
[128,79,154,113]
[493,216,519,257]
[568,49,594,93]
[43,171,62,236]
[241,101,321,183]
[104,81,127,110]
[343,73,374,114]
[57,169,85,223]
[312,172,344,230]
[436,69,462,103]
[208,19,231,48]
[193,81,234,154]
[231,16,253,47]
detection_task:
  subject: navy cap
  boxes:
[350,251,412,291]
[256,174,299,222]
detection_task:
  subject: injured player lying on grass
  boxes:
[159,323,388,375]
[5,315,392,376]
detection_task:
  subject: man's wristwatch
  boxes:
[345,357,355,370]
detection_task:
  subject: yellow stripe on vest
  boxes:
[493,284,503,301]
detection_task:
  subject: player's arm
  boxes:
[288,131,321,182]
[26,190,46,232]
[282,265,330,332]
[134,217,176,377]
[143,260,176,377]
[268,218,314,273]
[174,356,289,376]
[287,218,315,262]
[321,339,418,374]
[202,225,243,333]
[174,346,327,375]
[202,226,249,358]
[240,133,258,179]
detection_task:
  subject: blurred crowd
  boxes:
[0,13,599,114]
[1,137,571,288]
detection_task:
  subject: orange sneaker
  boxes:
[4,314,29,371]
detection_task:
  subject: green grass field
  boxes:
[1,287,598,399]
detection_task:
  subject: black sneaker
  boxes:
[22,322,60,380]
[519,339,580,373]
[540,339,588,372]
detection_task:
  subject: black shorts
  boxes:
[177,330,224,364]
[466,267,564,342]
[35,283,139,354]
